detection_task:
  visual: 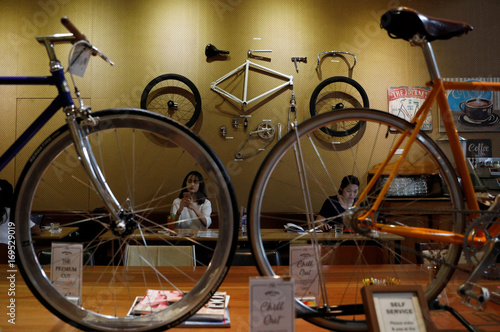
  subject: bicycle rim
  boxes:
[140,74,201,128]
[309,76,369,138]
[248,109,464,331]
[15,109,237,331]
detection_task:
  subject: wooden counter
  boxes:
[1,264,499,331]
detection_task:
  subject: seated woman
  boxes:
[315,175,359,232]
[170,171,212,229]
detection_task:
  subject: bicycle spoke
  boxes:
[248,109,464,331]
[16,110,237,331]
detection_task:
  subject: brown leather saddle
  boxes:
[381,7,473,42]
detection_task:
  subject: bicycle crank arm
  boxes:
[250,128,270,135]
[458,237,500,310]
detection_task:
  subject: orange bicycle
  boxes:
[248,7,500,331]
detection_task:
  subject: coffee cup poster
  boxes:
[441,78,500,132]
[388,86,432,131]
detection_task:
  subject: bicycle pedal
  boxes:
[459,282,490,311]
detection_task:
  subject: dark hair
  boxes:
[178,171,207,204]
[0,179,13,208]
[338,175,360,195]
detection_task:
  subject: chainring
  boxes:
[463,210,500,280]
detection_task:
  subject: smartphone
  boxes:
[183,192,190,198]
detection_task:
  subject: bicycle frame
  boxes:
[356,37,500,247]
[0,33,124,227]
[0,72,73,171]
[211,59,293,106]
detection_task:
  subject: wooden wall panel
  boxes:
[0,0,498,209]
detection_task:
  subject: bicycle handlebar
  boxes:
[61,16,87,41]
[60,17,114,66]
[316,50,357,70]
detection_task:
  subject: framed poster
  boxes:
[440,78,500,132]
[388,86,432,131]
[361,285,436,332]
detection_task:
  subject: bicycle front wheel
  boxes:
[248,109,464,331]
[140,74,202,128]
[15,109,238,331]
[309,76,369,138]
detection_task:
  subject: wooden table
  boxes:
[99,228,404,242]
[32,227,79,240]
[1,264,499,331]
[98,228,404,265]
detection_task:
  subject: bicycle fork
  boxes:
[64,106,129,234]
[290,121,331,313]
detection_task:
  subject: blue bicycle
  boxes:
[7,18,238,331]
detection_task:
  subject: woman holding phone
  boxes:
[170,171,212,229]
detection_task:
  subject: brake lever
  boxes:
[61,17,114,66]
[90,45,115,66]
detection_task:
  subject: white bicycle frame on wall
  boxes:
[211,59,293,106]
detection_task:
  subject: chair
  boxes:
[231,248,281,266]
[415,242,472,266]
[36,248,94,266]
[415,242,449,265]
[125,245,196,267]
[321,245,386,265]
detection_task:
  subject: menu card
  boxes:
[289,245,319,299]
[249,276,295,332]
[50,242,83,305]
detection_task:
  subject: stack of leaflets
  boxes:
[128,290,230,327]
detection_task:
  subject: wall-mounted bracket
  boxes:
[291,57,307,73]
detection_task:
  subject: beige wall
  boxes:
[0,0,499,208]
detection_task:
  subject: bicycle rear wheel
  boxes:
[248,109,464,331]
[140,74,202,128]
[15,109,238,331]
[309,76,369,138]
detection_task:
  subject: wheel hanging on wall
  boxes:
[140,73,202,128]
[309,76,369,139]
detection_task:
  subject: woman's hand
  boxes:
[322,222,332,232]
[181,195,209,227]
[181,196,196,210]
[174,195,191,220]
[315,214,331,232]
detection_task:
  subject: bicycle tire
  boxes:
[309,76,369,137]
[248,109,464,331]
[15,109,238,331]
[140,74,202,128]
